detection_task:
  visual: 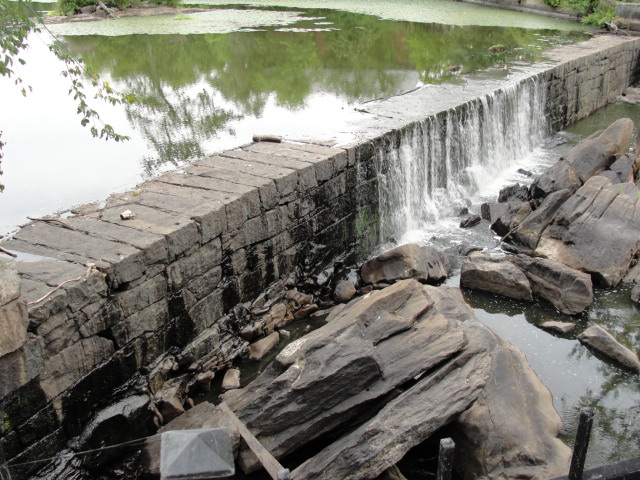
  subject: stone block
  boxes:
[184,267,222,308]
[99,203,200,261]
[78,299,121,338]
[40,336,114,401]
[8,428,66,480]
[0,337,44,401]
[116,274,168,317]
[36,310,79,357]
[167,238,222,290]
[0,260,20,307]
[0,299,28,358]
[15,403,60,445]
[188,290,224,333]
[248,332,279,361]
[111,300,170,349]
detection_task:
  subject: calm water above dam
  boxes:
[0,0,586,235]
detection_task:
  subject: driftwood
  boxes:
[0,246,17,258]
[97,0,116,18]
[252,135,282,143]
[27,216,78,232]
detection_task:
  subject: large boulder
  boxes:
[578,325,640,372]
[530,118,634,199]
[460,252,532,301]
[510,255,593,315]
[360,244,447,285]
[510,189,572,250]
[535,176,640,287]
[450,329,572,480]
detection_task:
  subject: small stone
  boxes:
[539,320,576,334]
[222,368,241,391]
[195,371,215,391]
[248,332,279,361]
[280,329,291,338]
[120,210,135,220]
[334,280,356,303]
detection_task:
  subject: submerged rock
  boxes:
[578,325,640,373]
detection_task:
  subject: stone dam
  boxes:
[1,34,640,479]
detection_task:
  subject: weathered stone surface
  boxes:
[72,394,156,467]
[156,376,188,424]
[0,337,44,400]
[565,118,634,182]
[0,260,20,307]
[535,176,640,287]
[510,255,594,315]
[511,189,572,250]
[334,280,356,303]
[530,160,581,200]
[460,252,533,301]
[609,155,635,183]
[540,320,576,334]
[222,368,241,391]
[361,244,447,285]
[223,280,467,473]
[0,299,28,357]
[451,328,572,480]
[490,199,532,238]
[497,183,529,203]
[578,324,640,372]
[40,336,114,400]
[376,466,408,480]
[248,331,279,360]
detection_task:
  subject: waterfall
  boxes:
[375,75,548,242]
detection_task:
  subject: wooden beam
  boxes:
[218,402,291,480]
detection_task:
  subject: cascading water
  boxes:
[376,75,548,243]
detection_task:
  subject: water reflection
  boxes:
[62,9,587,175]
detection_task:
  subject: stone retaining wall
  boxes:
[1,34,639,478]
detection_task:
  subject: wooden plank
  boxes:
[218,402,289,480]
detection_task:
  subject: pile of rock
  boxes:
[143,279,571,480]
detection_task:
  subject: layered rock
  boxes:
[143,280,570,480]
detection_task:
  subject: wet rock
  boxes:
[510,255,593,315]
[460,252,532,301]
[490,199,532,238]
[460,214,481,229]
[480,202,507,222]
[510,189,572,250]
[360,244,447,285]
[293,303,318,319]
[222,368,241,391]
[517,168,533,177]
[497,183,529,203]
[72,394,156,468]
[248,331,279,360]
[535,176,640,287]
[578,324,640,372]
[539,320,576,334]
[458,207,469,216]
[334,280,357,303]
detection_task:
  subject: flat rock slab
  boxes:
[540,321,576,334]
[578,324,640,372]
[248,332,279,361]
[360,244,447,285]
[460,252,533,301]
[535,176,640,287]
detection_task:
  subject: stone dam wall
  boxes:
[1,34,639,478]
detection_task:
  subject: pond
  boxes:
[0,0,586,236]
